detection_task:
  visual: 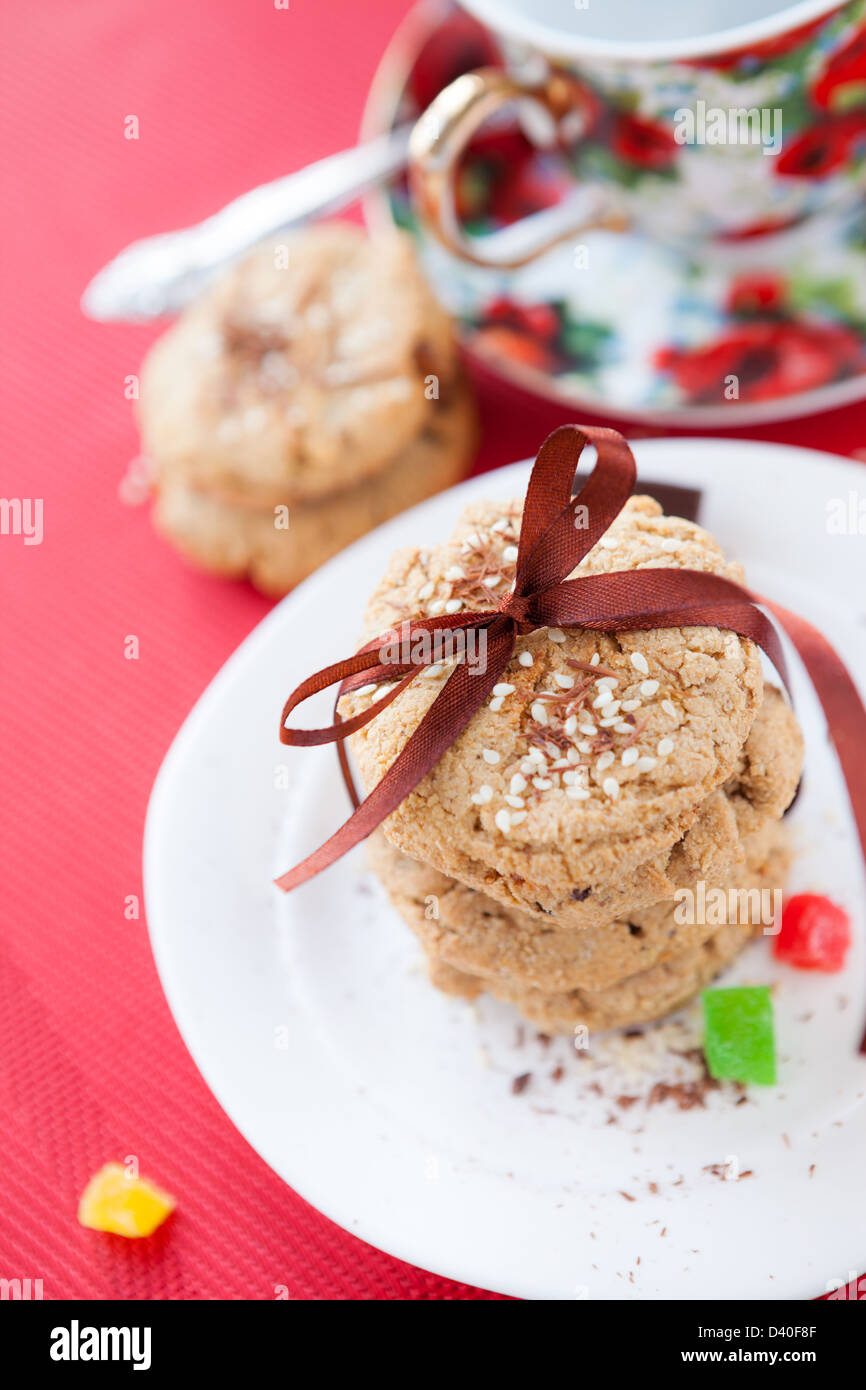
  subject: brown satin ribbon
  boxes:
[275,424,866,1052]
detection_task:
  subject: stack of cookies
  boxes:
[138,222,478,595]
[342,490,804,1035]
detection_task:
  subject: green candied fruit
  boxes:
[701,986,776,1086]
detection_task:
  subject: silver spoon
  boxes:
[81,125,413,322]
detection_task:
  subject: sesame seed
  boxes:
[590,653,600,666]
[545,741,560,759]
[593,690,613,709]
[531,701,548,725]
[661,537,679,552]
[562,769,582,785]
[482,574,502,588]
[621,699,641,712]
[418,581,434,601]
[577,740,593,754]
[599,717,618,728]
[422,663,446,678]
[462,532,480,549]
[445,598,463,614]
[636,756,657,772]
[503,544,519,563]
[491,518,509,533]
[489,697,504,712]
[354,683,378,697]
[510,810,527,826]
[567,786,590,800]
[554,672,574,689]
[599,537,618,550]
[471,784,493,805]
[605,700,621,717]
[482,748,500,764]
[566,747,581,764]
[630,652,649,675]
[532,777,553,790]
[578,723,596,736]
[597,751,615,771]
[505,794,525,809]
[596,676,619,690]
[622,747,639,766]
[527,748,545,764]
[549,628,566,643]
[427,600,446,616]
[444,565,465,581]
[662,699,677,718]
[510,773,527,794]
[493,683,515,696]
[603,777,619,798]
[657,737,674,756]
[518,651,533,667]
[564,715,578,736]
[494,809,512,833]
[613,722,634,735]
[640,680,659,698]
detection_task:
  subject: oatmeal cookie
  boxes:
[387,844,790,1033]
[152,379,477,595]
[139,222,459,507]
[369,817,790,994]
[343,493,766,918]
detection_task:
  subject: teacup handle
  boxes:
[408,68,626,269]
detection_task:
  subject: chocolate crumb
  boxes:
[571,886,592,902]
[619,1191,636,1202]
[536,1032,551,1048]
[511,1072,532,1095]
[551,1065,564,1083]
[809,1164,816,1178]
[617,1094,640,1109]
[648,1182,659,1195]
[649,1077,719,1110]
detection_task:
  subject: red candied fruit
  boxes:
[773,893,851,972]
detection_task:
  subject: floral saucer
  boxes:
[361,0,866,425]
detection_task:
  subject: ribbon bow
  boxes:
[275,425,866,1049]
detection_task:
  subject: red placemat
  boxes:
[2,0,863,1300]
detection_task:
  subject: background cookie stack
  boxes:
[342,491,804,1035]
[138,222,478,595]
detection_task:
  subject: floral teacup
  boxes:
[408,0,866,266]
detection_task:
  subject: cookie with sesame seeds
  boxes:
[138,222,460,508]
[151,377,477,596]
[367,685,801,979]
[341,492,766,923]
[379,840,790,1033]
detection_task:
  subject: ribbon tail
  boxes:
[762,598,866,1054]
[275,621,515,893]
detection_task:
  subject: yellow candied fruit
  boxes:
[78,1162,176,1238]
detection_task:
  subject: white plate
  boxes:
[144,438,866,1300]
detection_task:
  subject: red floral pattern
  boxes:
[611,113,678,170]
[655,319,865,403]
[778,110,866,178]
[812,22,866,110]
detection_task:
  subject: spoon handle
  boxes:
[82,124,412,322]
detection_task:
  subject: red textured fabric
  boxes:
[2,0,864,1300]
